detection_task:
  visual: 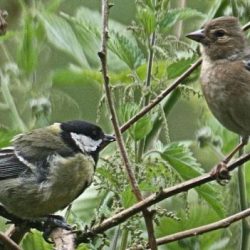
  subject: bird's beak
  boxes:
[186,29,205,43]
[104,134,116,142]
[100,134,116,149]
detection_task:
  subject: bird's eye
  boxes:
[214,29,226,37]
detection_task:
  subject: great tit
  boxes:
[0,120,115,220]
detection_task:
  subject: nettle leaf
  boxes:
[160,143,225,217]
[21,230,52,250]
[109,32,144,70]
[39,13,89,67]
[167,57,195,79]
[137,7,156,36]
[159,8,204,33]
[17,14,38,74]
[61,12,101,68]
[133,116,153,141]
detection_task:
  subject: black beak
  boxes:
[100,134,116,149]
[186,29,205,43]
[104,134,116,142]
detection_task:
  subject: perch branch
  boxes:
[98,0,157,249]
[153,207,250,247]
[0,232,21,250]
[77,152,250,242]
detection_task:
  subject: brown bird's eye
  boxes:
[214,29,226,37]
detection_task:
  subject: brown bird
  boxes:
[186,16,250,179]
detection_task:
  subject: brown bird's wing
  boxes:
[226,59,250,135]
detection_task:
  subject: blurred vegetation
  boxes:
[0,0,250,249]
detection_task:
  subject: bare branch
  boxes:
[153,207,250,247]
[78,152,250,241]
[98,1,157,248]
[0,231,22,250]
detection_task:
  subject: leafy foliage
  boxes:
[39,13,89,67]
[159,8,205,33]
[0,0,247,250]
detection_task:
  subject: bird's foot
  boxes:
[5,214,71,243]
[210,161,231,185]
[32,215,72,243]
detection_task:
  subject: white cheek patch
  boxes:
[70,133,102,153]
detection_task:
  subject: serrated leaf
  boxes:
[159,8,204,33]
[160,143,225,217]
[133,116,153,141]
[17,14,37,74]
[137,7,156,36]
[21,230,52,250]
[39,13,89,67]
[109,32,144,69]
[61,11,101,68]
[167,57,195,79]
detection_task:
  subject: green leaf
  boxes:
[21,230,52,250]
[159,8,204,33]
[167,57,195,79]
[137,7,156,36]
[61,11,101,68]
[76,244,90,250]
[39,13,89,67]
[17,14,38,74]
[133,116,153,141]
[121,186,137,208]
[160,143,225,217]
[109,32,144,69]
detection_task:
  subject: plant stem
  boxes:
[119,229,129,250]
[137,31,156,160]
[145,89,180,150]
[238,137,249,250]
[99,1,157,249]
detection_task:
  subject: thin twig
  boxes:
[0,231,22,250]
[153,207,250,247]
[78,152,250,242]
[98,1,157,249]
[120,58,202,133]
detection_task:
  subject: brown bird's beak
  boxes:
[186,29,205,43]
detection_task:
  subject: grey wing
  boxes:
[0,148,29,180]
